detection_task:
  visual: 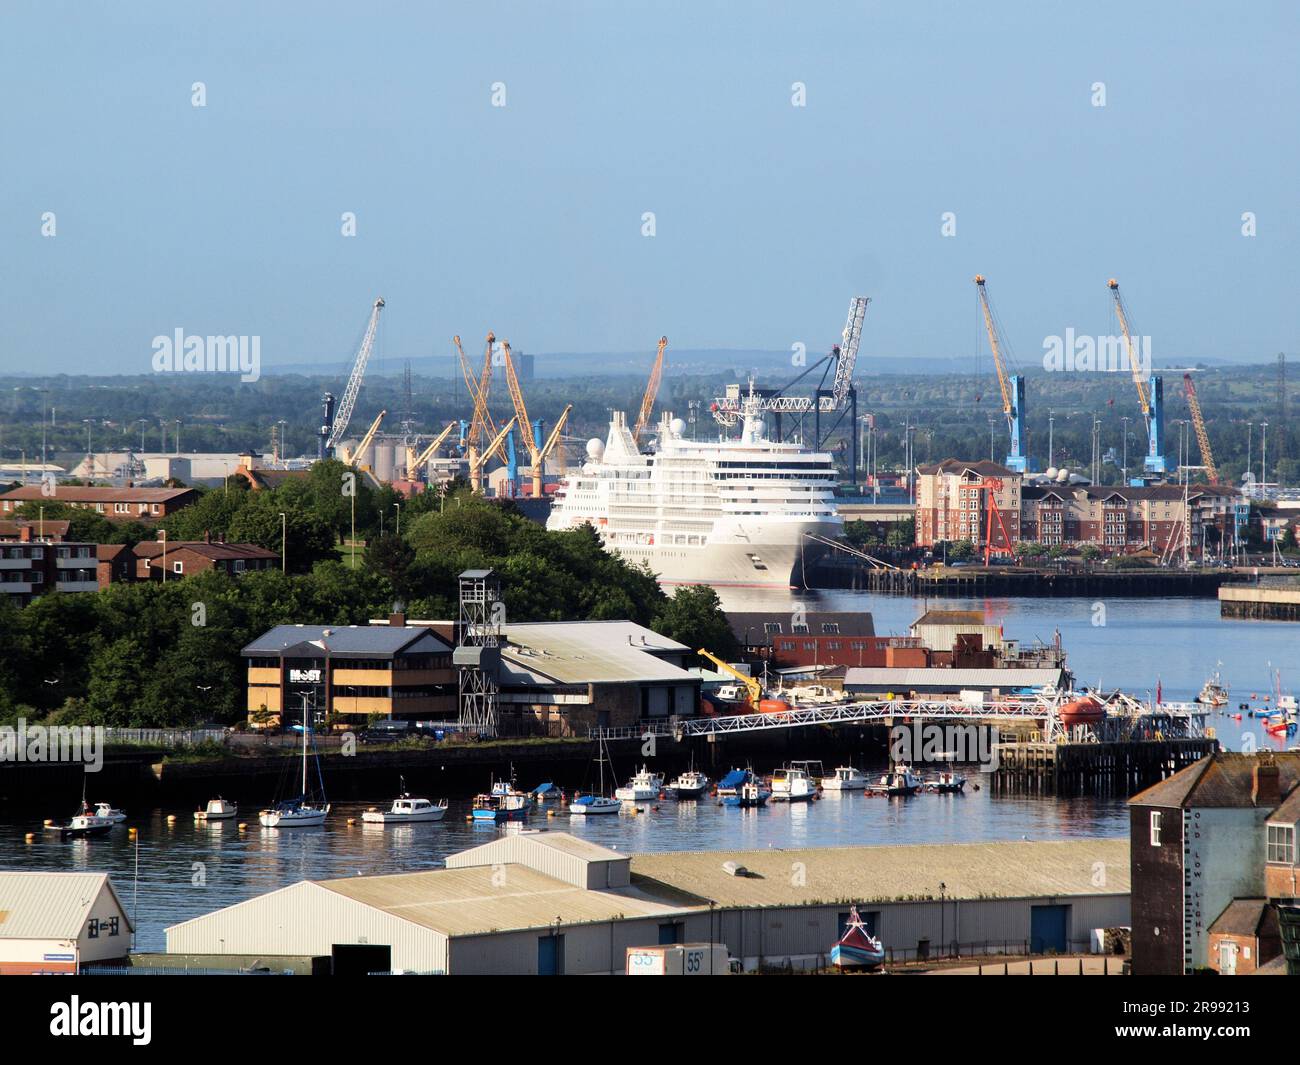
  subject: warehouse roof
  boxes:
[316,865,685,936]
[242,624,451,657]
[912,610,989,627]
[0,485,195,503]
[844,667,1064,690]
[0,871,132,938]
[450,830,625,865]
[629,839,1130,908]
[499,621,693,685]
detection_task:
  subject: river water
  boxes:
[1,591,1294,951]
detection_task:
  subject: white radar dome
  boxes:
[669,417,686,437]
[586,438,605,461]
[1044,466,1059,480]
[1056,468,1070,483]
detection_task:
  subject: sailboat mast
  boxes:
[302,694,309,797]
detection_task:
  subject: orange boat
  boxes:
[1059,695,1105,728]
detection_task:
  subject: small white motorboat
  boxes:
[869,764,924,797]
[614,765,664,803]
[821,766,867,791]
[92,802,127,824]
[666,769,711,800]
[770,762,821,802]
[194,797,238,821]
[363,795,448,824]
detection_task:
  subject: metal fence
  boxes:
[103,728,229,748]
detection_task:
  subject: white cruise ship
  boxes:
[546,395,842,588]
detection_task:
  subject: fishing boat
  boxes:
[926,770,967,793]
[869,764,924,797]
[770,761,821,802]
[615,765,664,803]
[666,768,711,800]
[194,797,238,821]
[92,802,127,824]
[472,789,530,823]
[722,779,771,808]
[821,766,867,792]
[259,697,330,828]
[830,906,885,970]
[570,737,622,815]
[1197,672,1229,707]
[49,800,116,840]
[364,779,448,824]
[715,768,751,797]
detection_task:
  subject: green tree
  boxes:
[653,585,738,660]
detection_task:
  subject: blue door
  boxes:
[1030,905,1069,953]
[658,922,682,945]
[538,934,565,975]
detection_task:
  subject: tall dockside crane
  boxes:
[323,297,385,457]
[1183,373,1219,484]
[632,337,669,443]
[973,276,1028,472]
[500,339,573,497]
[407,421,459,481]
[456,332,502,493]
[1108,279,1170,478]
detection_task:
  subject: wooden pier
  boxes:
[992,738,1216,797]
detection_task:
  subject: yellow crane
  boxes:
[408,421,459,477]
[973,277,1012,422]
[696,648,761,708]
[1183,373,1219,484]
[1108,279,1150,417]
[500,339,573,497]
[468,416,518,483]
[632,336,669,443]
[351,409,386,469]
[455,332,499,492]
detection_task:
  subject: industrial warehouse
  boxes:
[161,832,1130,975]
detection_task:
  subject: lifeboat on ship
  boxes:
[758,698,792,715]
[1059,695,1105,728]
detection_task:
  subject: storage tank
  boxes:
[372,443,396,482]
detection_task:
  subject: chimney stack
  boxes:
[19,524,31,543]
[389,611,407,628]
[1253,761,1281,808]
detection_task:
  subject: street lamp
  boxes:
[393,502,401,537]
[279,512,287,573]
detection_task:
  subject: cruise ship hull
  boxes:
[607,517,842,588]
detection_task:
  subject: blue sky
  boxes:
[2,1,1297,376]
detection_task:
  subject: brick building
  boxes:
[914,458,1246,558]
[0,530,131,605]
[914,460,1021,554]
[0,485,198,523]
[133,538,279,580]
[1129,751,1300,974]
[243,618,457,728]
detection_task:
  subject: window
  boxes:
[1150,811,1162,847]
[1267,823,1295,864]
[173,561,184,574]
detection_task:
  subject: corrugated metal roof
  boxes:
[242,624,450,656]
[316,866,684,936]
[629,839,1130,908]
[500,622,692,685]
[844,667,1064,688]
[0,872,131,938]
[448,830,626,866]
